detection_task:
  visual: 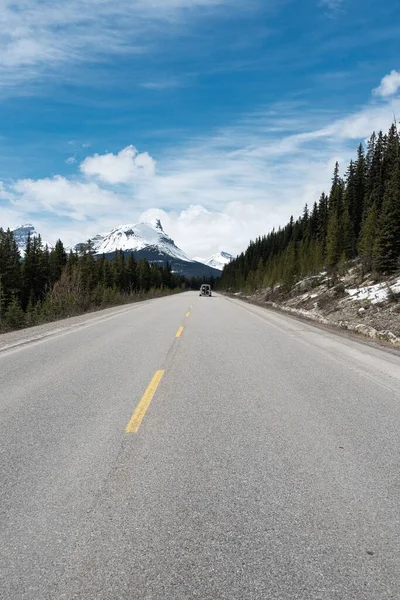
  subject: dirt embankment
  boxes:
[231,268,400,347]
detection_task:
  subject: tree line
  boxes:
[218,123,400,292]
[0,233,196,330]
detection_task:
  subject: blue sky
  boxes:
[0,0,399,256]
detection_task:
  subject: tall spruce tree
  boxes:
[127,254,138,293]
[0,228,21,311]
[325,211,342,271]
[50,240,67,285]
[358,202,378,275]
[22,234,48,308]
[366,131,385,212]
[341,207,355,260]
[373,159,400,274]
[353,144,367,238]
[328,162,344,215]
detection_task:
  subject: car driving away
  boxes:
[199,284,212,296]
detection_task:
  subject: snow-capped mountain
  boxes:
[10,220,224,277]
[12,224,53,255]
[83,219,192,262]
[194,251,234,271]
[75,219,221,278]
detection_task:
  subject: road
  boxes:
[1,292,400,600]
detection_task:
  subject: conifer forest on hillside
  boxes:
[218,124,400,293]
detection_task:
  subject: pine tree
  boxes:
[0,228,21,310]
[161,262,173,289]
[329,162,344,215]
[365,131,385,213]
[138,259,151,292]
[309,202,319,239]
[345,160,357,221]
[301,204,310,241]
[382,124,399,185]
[79,240,97,296]
[314,241,324,273]
[127,253,138,293]
[50,240,67,284]
[4,296,25,329]
[373,160,400,274]
[358,203,378,275]
[341,207,356,260]
[40,244,51,297]
[317,193,329,253]
[22,235,49,307]
[25,298,42,327]
[99,255,114,288]
[325,211,342,271]
[150,265,163,289]
[21,233,35,309]
[353,144,367,238]
[113,251,127,292]
[282,241,297,290]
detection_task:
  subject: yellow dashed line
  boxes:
[125,370,165,433]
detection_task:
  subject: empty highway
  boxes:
[1,292,400,600]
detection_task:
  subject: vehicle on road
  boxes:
[199,284,212,297]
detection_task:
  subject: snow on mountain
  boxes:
[9,220,225,277]
[74,220,224,277]
[78,219,194,263]
[12,224,53,256]
[194,251,234,271]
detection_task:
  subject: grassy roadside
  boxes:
[0,287,185,334]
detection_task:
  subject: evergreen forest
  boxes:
[218,124,400,292]
[0,234,202,331]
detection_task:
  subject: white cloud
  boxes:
[11,176,124,222]
[373,70,400,98]
[65,156,77,165]
[139,204,277,257]
[80,146,156,184]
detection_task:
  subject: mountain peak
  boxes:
[150,218,164,232]
[194,251,234,271]
[12,224,53,255]
[15,223,35,230]
[79,220,191,263]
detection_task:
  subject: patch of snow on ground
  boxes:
[346,278,400,304]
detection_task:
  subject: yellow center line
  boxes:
[176,326,184,338]
[125,370,165,434]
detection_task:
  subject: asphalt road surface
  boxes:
[1,292,400,600]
